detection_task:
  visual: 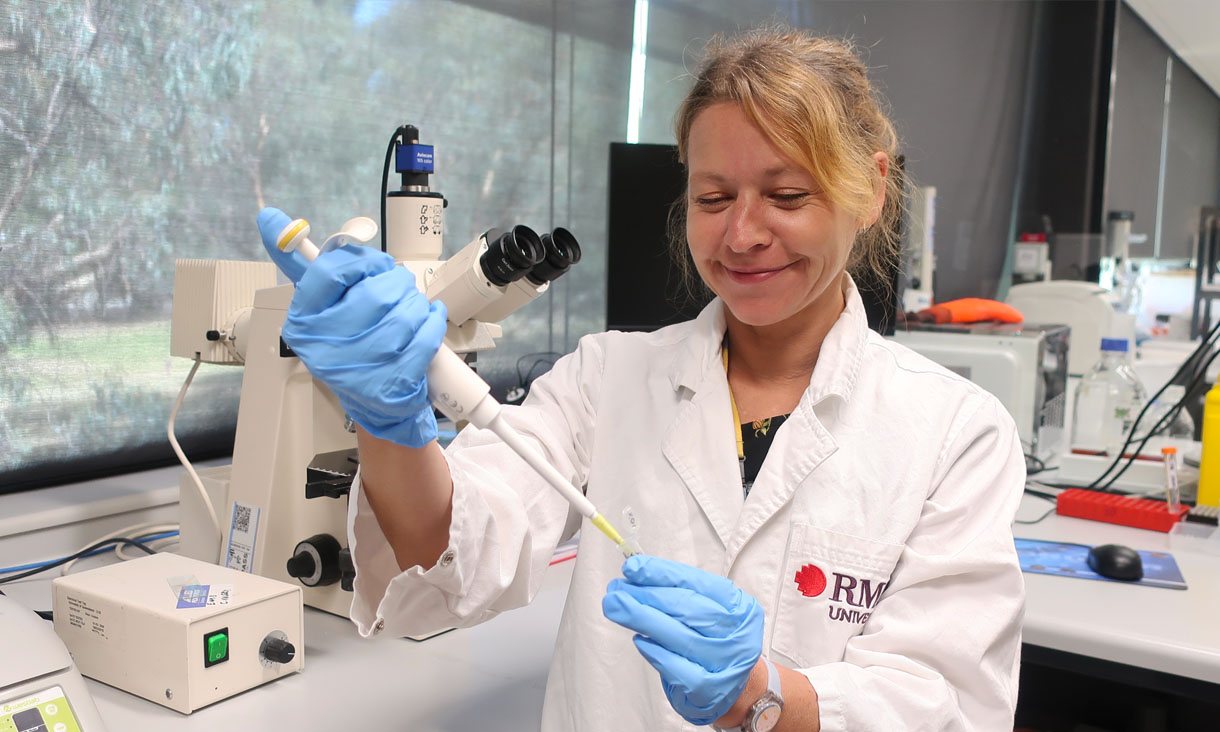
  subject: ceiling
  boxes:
[1125,0,1220,97]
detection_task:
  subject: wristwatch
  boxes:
[717,658,784,732]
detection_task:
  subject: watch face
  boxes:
[753,702,782,732]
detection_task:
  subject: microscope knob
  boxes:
[285,552,316,579]
[286,534,342,586]
[338,547,356,592]
[260,634,296,665]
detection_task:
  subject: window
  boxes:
[0,0,634,491]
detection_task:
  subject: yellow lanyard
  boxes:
[722,344,745,461]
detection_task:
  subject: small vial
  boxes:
[1162,446,1181,514]
[620,505,644,557]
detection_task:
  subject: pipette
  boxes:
[274,218,640,558]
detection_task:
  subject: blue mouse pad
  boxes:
[1015,538,1187,590]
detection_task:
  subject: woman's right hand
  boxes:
[257,207,449,448]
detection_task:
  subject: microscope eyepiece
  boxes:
[527,228,583,285]
[480,225,544,286]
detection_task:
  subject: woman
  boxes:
[261,27,1025,732]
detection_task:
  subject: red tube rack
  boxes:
[1056,489,1190,532]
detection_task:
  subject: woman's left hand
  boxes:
[603,554,764,725]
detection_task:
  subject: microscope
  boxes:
[170,124,582,616]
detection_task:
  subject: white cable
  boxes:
[169,355,223,560]
[60,521,180,576]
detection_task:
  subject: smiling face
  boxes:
[685,102,862,331]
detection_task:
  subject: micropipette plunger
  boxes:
[274,218,639,558]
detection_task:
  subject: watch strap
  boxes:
[713,658,783,732]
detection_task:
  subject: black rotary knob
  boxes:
[260,634,296,665]
[285,533,342,586]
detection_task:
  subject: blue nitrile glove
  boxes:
[603,555,764,726]
[257,206,448,448]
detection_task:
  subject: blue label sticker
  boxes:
[177,584,211,609]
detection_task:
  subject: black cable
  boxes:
[516,351,560,388]
[1015,491,1058,525]
[1096,347,1220,492]
[1015,504,1058,526]
[0,538,156,585]
[379,128,402,253]
[1085,321,1220,490]
[1024,486,1058,501]
[1024,452,1047,476]
[522,358,557,388]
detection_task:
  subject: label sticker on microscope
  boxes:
[177,584,210,609]
[224,500,261,574]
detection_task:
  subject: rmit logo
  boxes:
[794,563,887,625]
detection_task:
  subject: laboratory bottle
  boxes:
[1070,338,1148,456]
[1198,380,1220,507]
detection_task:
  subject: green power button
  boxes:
[204,628,229,667]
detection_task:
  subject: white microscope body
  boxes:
[172,125,582,617]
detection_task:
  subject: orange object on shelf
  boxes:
[912,298,1024,325]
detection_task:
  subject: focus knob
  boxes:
[260,634,296,665]
[285,533,342,586]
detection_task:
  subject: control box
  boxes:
[52,553,303,714]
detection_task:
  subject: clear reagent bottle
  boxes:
[1071,338,1148,456]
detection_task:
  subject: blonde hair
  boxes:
[668,27,905,301]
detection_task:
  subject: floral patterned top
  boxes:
[740,413,790,498]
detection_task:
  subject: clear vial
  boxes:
[1071,338,1148,456]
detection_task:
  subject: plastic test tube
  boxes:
[1162,446,1181,514]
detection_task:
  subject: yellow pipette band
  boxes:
[277,219,309,251]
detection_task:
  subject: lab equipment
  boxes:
[1012,233,1052,285]
[890,322,1069,464]
[0,593,108,731]
[1070,338,1147,457]
[1006,280,1137,377]
[169,259,280,561]
[1054,488,1187,532]
[1199,378,1220,507]
[1163,446,1181,514]
[1055,443,1200,492]
[169,123,598,617]
[1099,211,1143,314]
[603,555,764,726]
[51,552,302,714]
[271,213,638,559]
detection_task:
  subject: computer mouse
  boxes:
[1086,543,1144,582]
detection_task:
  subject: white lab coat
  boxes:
[347,278,1026,732]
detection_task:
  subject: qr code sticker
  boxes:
[233,504,252,534]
